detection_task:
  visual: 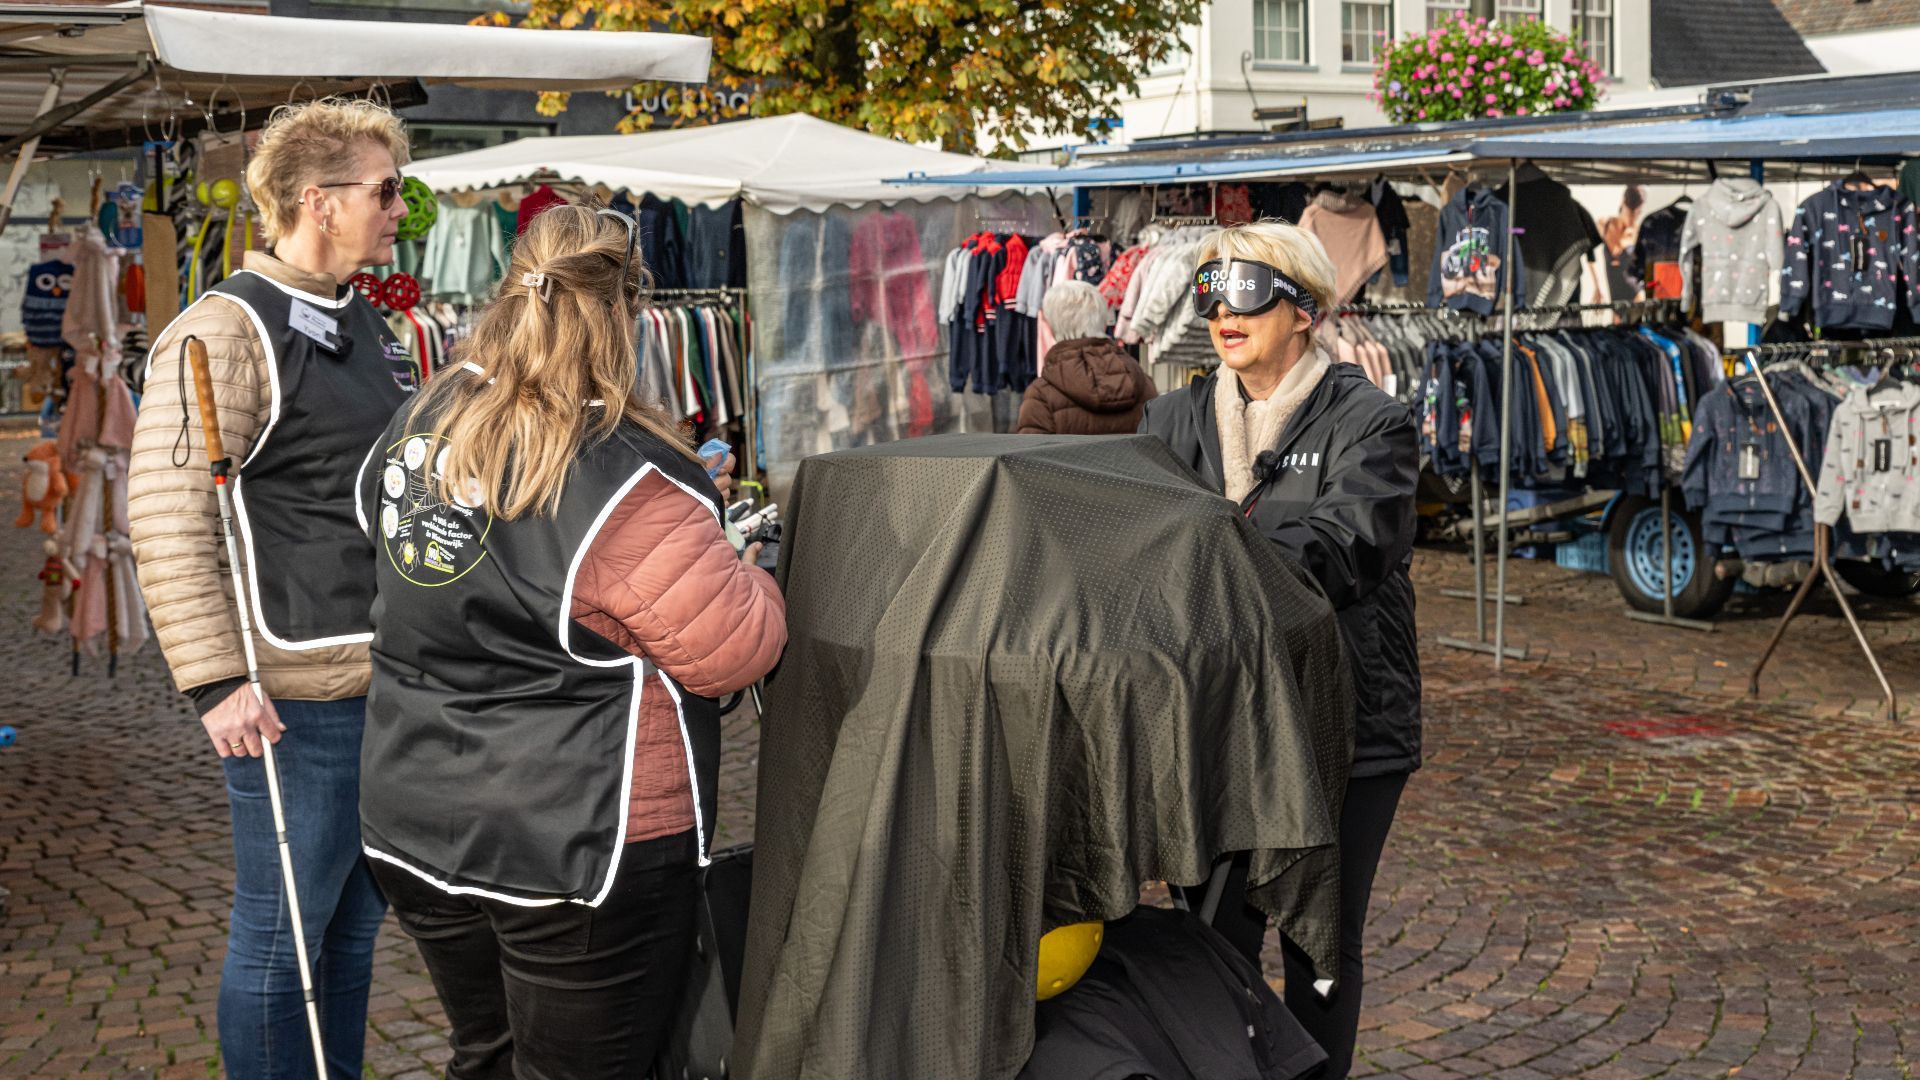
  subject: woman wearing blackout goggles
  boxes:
[1140,221,1422,1080]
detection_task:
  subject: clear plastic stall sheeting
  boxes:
[747,195,1057,494]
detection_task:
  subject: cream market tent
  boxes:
[404,113,1018,213]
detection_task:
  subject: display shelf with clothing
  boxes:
[638,288,752,448]
[1711,341,1916,718]
[1683,339,1920,578]
[939,226,1116,394]
[1418,306,1719,495]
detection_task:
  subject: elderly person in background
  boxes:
[128,98,414,1079]
[1016,280,1158,435]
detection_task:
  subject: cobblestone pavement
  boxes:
[1411,546,1920,722]
[2,423,1915,1077]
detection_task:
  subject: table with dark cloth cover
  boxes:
[734,434,1355,1080]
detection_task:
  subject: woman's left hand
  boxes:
[707,452,738,500]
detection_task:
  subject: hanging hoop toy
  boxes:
[381,272,421,312]
[347,273,385,304]
[395,177,438,241]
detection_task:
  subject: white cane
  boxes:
[186,336,332,1080]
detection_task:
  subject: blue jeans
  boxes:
[219,696,388,1080]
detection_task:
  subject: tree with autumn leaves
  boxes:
[480,1,1205,153]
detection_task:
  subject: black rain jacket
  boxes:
[1142,362,1422,777]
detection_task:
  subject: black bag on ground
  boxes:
[654,843,753,1080]
[1019,905,1327,1080]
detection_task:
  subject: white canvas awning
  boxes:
[0,3,711,155]
[142,6,710,92]
[407,113,1015,213]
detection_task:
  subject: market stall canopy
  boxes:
[405,113,1017,213]
[889,146,1473,190]
[143,6,709,92]
[0,2,711,156]
[1467,106,1920,162]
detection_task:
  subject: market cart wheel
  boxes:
[1607,495,1735,619]
[1833,559,1920,599]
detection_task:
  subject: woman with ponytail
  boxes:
[357,204,786,1077]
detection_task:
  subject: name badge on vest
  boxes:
[289,299,344,353]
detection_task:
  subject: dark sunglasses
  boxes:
[595,207,642,308]
[321,175,402,210]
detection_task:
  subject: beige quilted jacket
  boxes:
[129,253,370,701]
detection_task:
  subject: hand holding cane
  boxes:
[185,336,332,1079]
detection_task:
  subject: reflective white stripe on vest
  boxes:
[217,276,372,652]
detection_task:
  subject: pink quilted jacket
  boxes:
[570,469,787,843]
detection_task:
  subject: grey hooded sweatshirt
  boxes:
[1679,178,1784,324]
[1815,381,1920,535]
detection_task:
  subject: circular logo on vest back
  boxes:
[378,432,493,586]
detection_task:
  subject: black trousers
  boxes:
[1214,772,1409,1080]
[371,831,699,1080]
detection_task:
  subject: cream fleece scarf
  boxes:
[1215,346,1332,502]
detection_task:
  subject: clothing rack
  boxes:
[640,287,758,484]
[1428,286,1704,654]
[1734,344,1898,718]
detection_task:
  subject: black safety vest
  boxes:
[202,270,416,650]
[358,403,722,905]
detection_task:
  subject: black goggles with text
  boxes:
[1191,259,1319,321]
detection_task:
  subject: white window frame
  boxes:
[1253,0,1310,66]
[1573,0,1614,75]
[1426,0,1469,29]
[1495,0,1542,22]
[1341,0,1394,67]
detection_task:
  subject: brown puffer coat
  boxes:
[1015,336,1159,435]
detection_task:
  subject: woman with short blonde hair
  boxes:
[1140,219,1420,1080]
[360,204,786,1075]
[128,96,417,1078]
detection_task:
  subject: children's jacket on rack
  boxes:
[1780,180,1920,331]
[1679,178,1784,325]
[1682,366,1836,563]
[1629,199,1690,300]
[1428,186,1520,316]
[1814,380,1920,536]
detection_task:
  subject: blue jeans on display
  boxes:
[219,696,388,1080]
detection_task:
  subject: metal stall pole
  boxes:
[1471,468,1487,640]
[1492,160,1528,667]
[1740,350,1897,718]
[0,70,67,236]
[1438,164,1526,661]
[1622,482,1717,632]
[1438,461,1526,610]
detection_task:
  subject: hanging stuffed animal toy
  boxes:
[16,440,68,534]
[33,539,72,636]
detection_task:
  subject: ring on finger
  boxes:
[229,741,246,751]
